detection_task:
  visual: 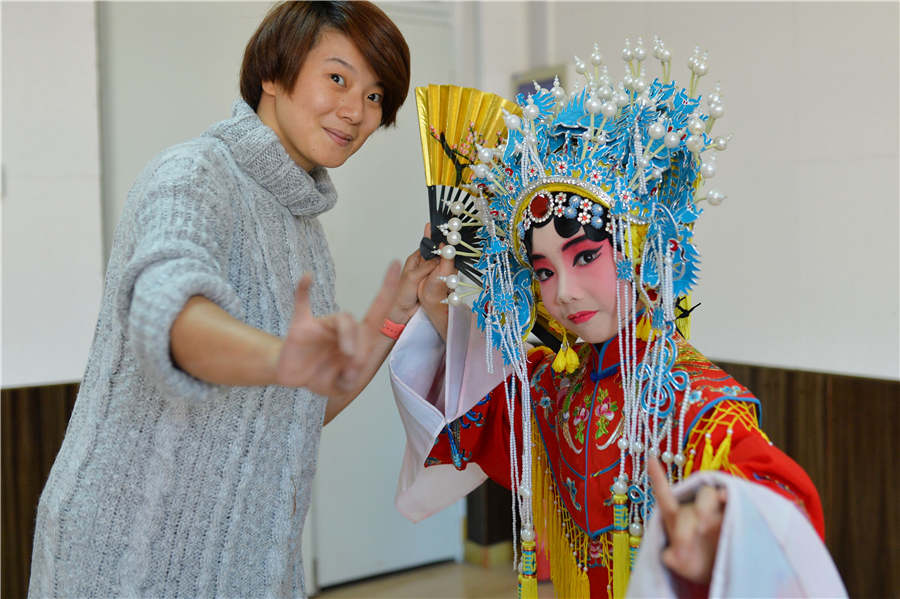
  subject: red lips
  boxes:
[567,310,597,324]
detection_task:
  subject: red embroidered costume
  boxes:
[422,334,823,598]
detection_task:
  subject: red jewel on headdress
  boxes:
[529,193,551,220]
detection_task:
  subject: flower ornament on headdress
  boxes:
[415,36,731,598]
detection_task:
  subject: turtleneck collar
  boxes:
[204,99,338,217]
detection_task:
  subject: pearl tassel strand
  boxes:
[441,215,536,571]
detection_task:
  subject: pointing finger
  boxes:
[648,458,679,536]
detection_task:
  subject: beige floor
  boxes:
[314,561,556,599]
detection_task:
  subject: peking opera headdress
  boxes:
[416,37,731,598]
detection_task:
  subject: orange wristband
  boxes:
[380,318,405,340]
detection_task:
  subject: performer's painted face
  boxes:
[529,224,621,343]
[261,29,384,171]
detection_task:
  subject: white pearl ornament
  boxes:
[707,190,726,205]
[574,56,586,74]
[687,117,705,135]
[664,131,681,148]
[503,113,522,132]
[685,135,703,153]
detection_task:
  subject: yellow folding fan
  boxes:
[415,84,518,280]
[415,85,562,350]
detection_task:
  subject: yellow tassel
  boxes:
[518,539,539,599]
[635,311,653,341]
[684,450,695,478]
[518,572,538,599]
[532,424,590,598]
[709,431,732,470]
[612,531,629,598]
[552,349,568,373]
[553,330,577,374]
[612,493,630,599]
[699,427,733,471]
[518,574,538,598]
[699,433,715,471]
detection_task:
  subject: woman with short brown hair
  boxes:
[28,3,428,597]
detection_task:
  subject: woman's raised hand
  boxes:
[275,263,401,396]
[648,458,727,587]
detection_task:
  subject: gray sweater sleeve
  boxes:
[117,151,244,401]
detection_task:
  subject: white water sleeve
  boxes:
[628,471,847,599]
[389,304,507,523]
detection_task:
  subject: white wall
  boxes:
[1,2,104,388]
[467,1,899,380]
[97,1,273,259]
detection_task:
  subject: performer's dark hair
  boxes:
[240,1,411,127]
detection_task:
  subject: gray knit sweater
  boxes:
[29,100,337,598]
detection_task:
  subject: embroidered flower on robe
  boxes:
[594,389,617,438]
